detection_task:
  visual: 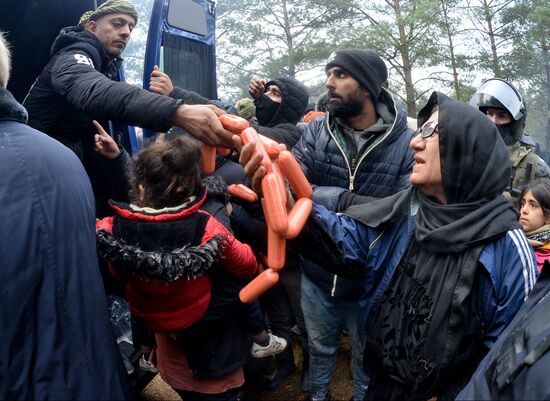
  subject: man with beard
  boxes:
[23,0,233,216]
[470,78,550,201]
[291,49,414,401]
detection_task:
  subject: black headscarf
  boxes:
[348,92,521,400]
[346,91,519,251]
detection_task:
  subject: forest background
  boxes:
[123,0,550,153]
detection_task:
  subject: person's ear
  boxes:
[86,20,98,32]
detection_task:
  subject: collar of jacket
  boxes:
[0,89,28,123]
[109,186,208,222]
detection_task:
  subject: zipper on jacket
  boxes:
[346,89,401,190]
[325,115,354,190]
[331,274,338,297]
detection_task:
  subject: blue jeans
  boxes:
[301,274,368,401]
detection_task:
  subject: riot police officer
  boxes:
[470,78,550,199]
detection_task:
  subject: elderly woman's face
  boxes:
[409,110,446,203]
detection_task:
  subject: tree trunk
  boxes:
[482,0,500,76]
[281,0,296,78]
[394,0,416,116]
[441,0,461,100]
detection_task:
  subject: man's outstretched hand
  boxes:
[171,104,234,148]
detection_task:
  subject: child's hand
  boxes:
[93,120,121,159]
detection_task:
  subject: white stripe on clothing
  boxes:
[508,229,537,299]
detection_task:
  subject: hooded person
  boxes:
[0,31,130,400]
[247,76,309,148]
[239,91,538,401]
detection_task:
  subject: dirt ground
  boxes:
[140,337,354,401]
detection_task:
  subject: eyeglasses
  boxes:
[415,121,438,138]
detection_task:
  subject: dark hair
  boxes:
[518,178,550,219]
[129,136,202,209]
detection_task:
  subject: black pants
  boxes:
[174,387,239,401]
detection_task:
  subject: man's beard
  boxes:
[326,88,364,118]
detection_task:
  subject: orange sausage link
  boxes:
[267,226,286,270]
[239,269,279,303]
[278,150,313,199]
[241,127,273,172]
[258,134,281,159]
[217,147,231,157]
[202,144,216,174]
[261,173,288,235]
[228,184,258,202]
[285,198,312,239]
[219,114,250,134]
[271,162,287,205]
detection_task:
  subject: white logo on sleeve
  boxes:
[73,54,95,68]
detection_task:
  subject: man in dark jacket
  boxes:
[292,49,415,401]
[23,0,232,215]
[0,32,130,400]
[247,76,309,148]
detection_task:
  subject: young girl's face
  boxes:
[520,190,548,232]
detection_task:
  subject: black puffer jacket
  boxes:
[251,77,309,148]
[293,89,415,300]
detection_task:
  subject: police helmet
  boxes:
[470,78,527,141]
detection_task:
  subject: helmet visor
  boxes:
[470,79,525,121]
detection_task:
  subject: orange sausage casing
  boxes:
[258,134,281,159]
[267,227,286,270]
[202,144,216,174]
[261,173,288,235]
[278,150,313,199]
[241,127,273,172]
[271,162,287,205]
[239,268,280,303]
[217,147,231,157]
[285,198,312,239]
[219,114,250,134]
[228,183,258,202]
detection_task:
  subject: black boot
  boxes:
[264,344,296,390]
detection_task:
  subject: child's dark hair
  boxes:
[129,136,202,209]
[518,178,550,219]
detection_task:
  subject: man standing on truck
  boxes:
[23,0,233,215]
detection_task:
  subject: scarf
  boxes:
[526,224,550,247]
[346,92,520,400]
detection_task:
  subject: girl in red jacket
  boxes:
[96,136,285,399]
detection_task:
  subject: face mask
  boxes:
[496,122,518,146]
[255,94,280,126]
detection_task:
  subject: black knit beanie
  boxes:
[264,77,309,124]
[325,49,388,100]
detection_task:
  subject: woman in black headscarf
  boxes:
[237,91,538,400]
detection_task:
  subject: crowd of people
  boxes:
[2,1,550,401]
